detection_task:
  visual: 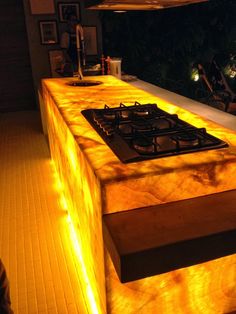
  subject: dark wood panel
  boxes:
[103,189,236,282]
[0,0,35,111]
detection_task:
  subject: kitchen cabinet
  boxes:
[41,75,236,314]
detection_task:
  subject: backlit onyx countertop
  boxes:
[42,75,236,214]
[131,79,236,132]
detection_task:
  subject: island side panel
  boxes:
[42,83,107,314]
[102,155,236,214]
[105,248,236,314]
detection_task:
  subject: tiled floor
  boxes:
[0,111,88,314]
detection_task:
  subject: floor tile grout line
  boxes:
[0,111,84,314]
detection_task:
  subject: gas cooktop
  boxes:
[81,102,228,163]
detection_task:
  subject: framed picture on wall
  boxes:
[39,21,58,45]
[30,0,55,14]
[83,26,98,56]
[58,2,80,22]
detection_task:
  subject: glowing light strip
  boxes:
[67,214,100,314]
[51,161,101,314]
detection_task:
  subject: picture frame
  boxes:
[48,50,64,77]
[58,2,80,22]
[30,0,55,14]
[83,26,98,56]
[39,21,58,45]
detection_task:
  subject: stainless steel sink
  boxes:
[67,80,102,87]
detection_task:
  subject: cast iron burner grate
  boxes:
[81,102,228,163]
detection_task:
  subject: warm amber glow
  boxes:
[51,163,102,314]
[105,249,236,314]
[42,75,236,314]
[44,87,106,313]
[67,214,100,314]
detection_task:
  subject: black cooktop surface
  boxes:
[82,102,228,163]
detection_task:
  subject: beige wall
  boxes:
[23,0,102,96]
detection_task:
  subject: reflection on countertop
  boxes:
[131,79,236,131]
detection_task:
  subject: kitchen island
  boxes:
[41,75,236,314]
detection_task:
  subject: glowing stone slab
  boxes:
[42,75,236,314]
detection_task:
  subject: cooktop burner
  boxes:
[82,102,228,163]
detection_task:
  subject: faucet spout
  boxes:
[78,70,83,80]
[76,23,85,80]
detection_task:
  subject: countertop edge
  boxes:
[130,79,236,132]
